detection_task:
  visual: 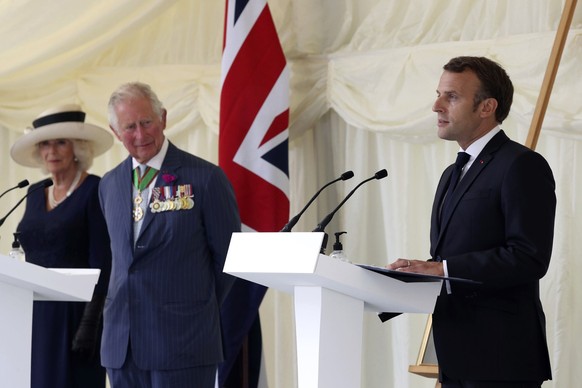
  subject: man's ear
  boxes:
[161,109,168,130]
[480,98,498,118]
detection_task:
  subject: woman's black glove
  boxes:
[71,294,105,361]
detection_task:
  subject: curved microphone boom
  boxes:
[0,179,29,200]
[312,169,388,233]
[280,170,354,232]
[0,178,53,227]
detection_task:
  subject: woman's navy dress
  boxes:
[17,175,111,388]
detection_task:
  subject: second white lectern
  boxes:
[224,232,442,388]
[0,254,100,388]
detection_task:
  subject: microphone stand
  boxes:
[313,169,387,253]
[0,179,53,228]
[0,180,29,200]
[280,171,354,232]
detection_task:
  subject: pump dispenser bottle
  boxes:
[330,231,350,262]
[9,232,25,261]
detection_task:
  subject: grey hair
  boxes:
[107,82,165,132]
[34,139,94,174]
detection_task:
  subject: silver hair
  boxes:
[107,82,165,132]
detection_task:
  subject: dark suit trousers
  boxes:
[107,345,216,388]
[442,378,542,388]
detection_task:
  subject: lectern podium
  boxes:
[0,254,100,388]
[224,232,442,388]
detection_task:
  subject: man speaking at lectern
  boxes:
[388,57,556,387]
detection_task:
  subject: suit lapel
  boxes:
[114,158,135,246]
[435,131,509,247]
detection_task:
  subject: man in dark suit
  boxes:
[389,57,555,387]
[99,82,240,388]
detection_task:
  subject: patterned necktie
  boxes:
[440,152,470,223]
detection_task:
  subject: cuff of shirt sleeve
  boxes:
[443,259,452,294]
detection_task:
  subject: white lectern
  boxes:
[0,254,100,388]
[224,232,442,388]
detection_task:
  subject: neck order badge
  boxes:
[133,166,158,222]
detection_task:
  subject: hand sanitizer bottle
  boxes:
[330,231,350,262]
[9,232,25,261]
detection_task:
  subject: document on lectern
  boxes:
[356,264,481,284]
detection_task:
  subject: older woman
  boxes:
[10,104,113,388]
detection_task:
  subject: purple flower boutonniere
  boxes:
[162,173,177,184]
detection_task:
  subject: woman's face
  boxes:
[38,139,76,175]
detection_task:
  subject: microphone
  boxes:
[0,178,53,227]
[280,170,354,232]
[0,179,29,200]
[313,169,388,233]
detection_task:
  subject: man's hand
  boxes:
[387,258,444,276]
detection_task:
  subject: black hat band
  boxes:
[32,111,86,129]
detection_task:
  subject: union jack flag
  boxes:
[218,0,289,385]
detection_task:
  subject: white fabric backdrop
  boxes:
[1,1,580,387]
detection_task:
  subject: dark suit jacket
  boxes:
[430,131,555,381]
[98,142,240,370]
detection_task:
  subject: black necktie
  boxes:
[441,151,470,223]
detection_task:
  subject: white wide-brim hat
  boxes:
[10,104,114,168]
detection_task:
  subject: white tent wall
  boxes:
[0,1,580,387]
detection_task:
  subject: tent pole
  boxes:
[525,0,578,150]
